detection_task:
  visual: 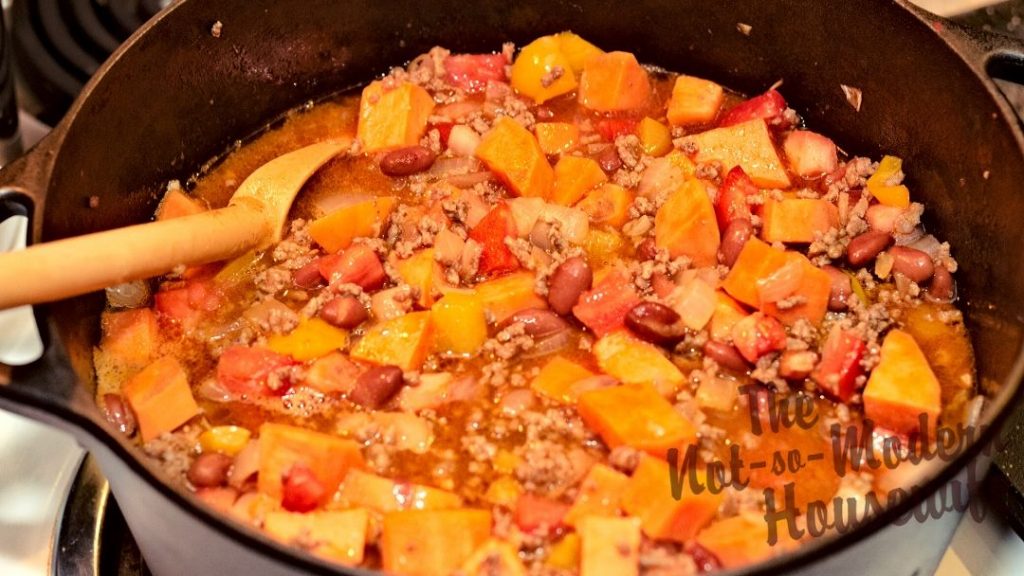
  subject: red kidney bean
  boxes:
[547,256,593,315]
[625,301,686,345]
[689,543,722,573]
[926,265,955,302]
[636,238,658,261]
[822,265,852,311]
[846,230,893,267]
[349,365,405,409]
[778,350,818,380]
[320,296,368,329]
[596,146,622,173]
[888,246,935,283]
[187,452,233,488]
[501,308,570,339]
[702,341,749,372]
[102,393,137,436]
[292,260,324,289]
[718,219,753,267]
[535,106,555,120]
[379,145,437,177]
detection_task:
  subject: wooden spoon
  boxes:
[0,139,349,310]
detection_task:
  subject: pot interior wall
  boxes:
[41,0,1024,476]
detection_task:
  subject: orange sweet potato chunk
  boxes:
[593,331,684,397]
[667,75,724,126]
[123,356,199,442]
[578,51,651,112]
[564,463,629,526]
[552,155,607,206]
[576,183,634,228]
[708,291,750,343]
[475,271,547,324]
[357,81,435,152]
[695,513,799,569]
[350,311,434,371]
[476,117,554,198]
[308,196,397,254]
[760,258,831,326]
[155,188,206,221]
[535,122,580,155]
[340,469,461,513]
[621,455,723,542]
[689,119,791,188]
[578,516,642,576]
[530,355,597,405]
[258,423,365,503]
[654,179,720,267]
[722,238,830,326]
[863,329,942,436]
[381,509,492,576]
[578,384,698,459]
[761,198,839,244]
[264,509,368,565]
[98,308,160,375]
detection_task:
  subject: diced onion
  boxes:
[908,234,943,260]
[228,440,260,489]
[106,281,150,309]
[756,259,804,304]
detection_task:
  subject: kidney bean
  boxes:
[778,350,818,380]
[846,230,893,267]
[102,393,137,436]
[926,265,955,302]
[187,452,233,488]
[502,308,570,339]
[636,238,658,261]
[702,341,749,373]
[379,146,437,177]
[625,301,686,345]
[547,256,593,315]
[689,543,722,573]
[596,146,622,173]
[320,296,368,329]
[349,365,405,409]
[822,265,852,311]
[292,260,324,289]
[888,246,935,283]
[718,219,753,267]
[535,106,555,120]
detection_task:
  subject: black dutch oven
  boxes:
[1,1,1023,575]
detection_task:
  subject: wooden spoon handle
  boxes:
[0,199,269,309]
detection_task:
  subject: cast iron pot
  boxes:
[1,1,1024,574]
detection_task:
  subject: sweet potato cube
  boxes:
[723,239,830,325]
[475,271,547,324]
[572,269,641,337]
[667,75,724,126]
[257,423,365,503]
[576,183,634,228]
[578,384,698,458]
[357,81,435,152]
[476,117,554,198]
[863,329,942,436]
[555,32,605,73]
[397,372,459,413]
[708,291,750,342]
[98,308,160,376]
[593,331,684,396]
[432,291,488,356]
[340,469,461,513]
[381,509,492,576]
[267,318,348,362]
[578,516,641,576]
[760,257,831,326]
[668,276,718,331]
[350,311,434,371]
[461,539,527,576]
[530,355,597,404]
[155,188,206,221]
[395,248,440,308]
[621,455,724,542]
[639,151,696,199]
[690,119,791,188]
[761,198,839,244]
[696,514,794,569]
[551,155,608,206]
[535,122,580,155]
[638,117,672,157]
[264,509,368,565]
[123,356,199,442]
[308,196,397,253]
[654,178,720,267]
[721,237,791,308]
[564,463,629,526]
[578,51,650,112]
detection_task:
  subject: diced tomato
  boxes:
[216,346,295,396]
[281,463,326,513]
[572,269,642,337]
[432,121,455,146]
[719,89,787,128]
[811,326,866,402]
[513,494,569,533]
[155,279,220,330]
[318,244,386,290]
[783,130,839,179]
[444,53,509,93]
[595,118,638,142]
[715,166,758,229]
[730,312,786,363]
[468,202,520,278]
